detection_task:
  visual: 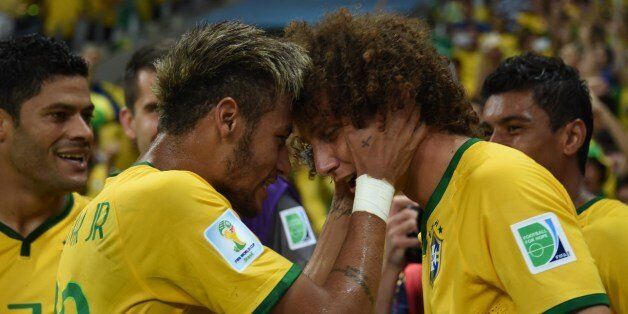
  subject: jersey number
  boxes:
[7,303,41,314]
[55,282,89,314]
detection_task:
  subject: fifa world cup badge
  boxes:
[429,220,444,284]
[205,210,264,272]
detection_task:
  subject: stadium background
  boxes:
[0,0,626,231]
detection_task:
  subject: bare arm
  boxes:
[592,95,628,162]
[375,197,419,314]
[274,102,426,312]
[274,212,386,312]
[302,186,352,285]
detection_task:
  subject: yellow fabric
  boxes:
[292,166,333,234]
[578,198,628,313]
[0,193,90,313]
[43,0,83,38]
[56,164,298,313]
[100,81,126,109]
[421,140,607,313]
[90,92,116,131]
[452,49,481,98]
[516,12,548,35]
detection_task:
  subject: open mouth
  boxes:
[55,151,88,170]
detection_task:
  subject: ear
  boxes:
[214,97,240,140]
[119,107,136,141]
[562,119,587,157]
[0,109,14,143]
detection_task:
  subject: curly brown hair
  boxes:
[285,9,478,138]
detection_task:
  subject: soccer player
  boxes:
[56,21,420,313]
[0,35,93,312]
[119,41,171,155]
[285,10,610,313]
[119,40,317,268]
[481,53,628,313]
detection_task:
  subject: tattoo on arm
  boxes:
[330,196,352,219]
[331,266,374,305]
[361,136,372,148]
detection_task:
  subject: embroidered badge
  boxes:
[279,206,317,250]
[204,209,264,272]
[510,212,576,274]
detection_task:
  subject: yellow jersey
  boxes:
[421,139,608,313]
[0,193,90,314]
[577,197,628,313]
[56,162,300,313]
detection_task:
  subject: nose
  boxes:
[68,114,94,144]
[312,141,339,177]
[277,146,291,176]
[489,130,506,146]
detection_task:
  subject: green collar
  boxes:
[420,138,481,252]
[109,161,156,177]
[0,193,75,256]
[576,196,604,215]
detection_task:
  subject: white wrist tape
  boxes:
[352,174,395,222]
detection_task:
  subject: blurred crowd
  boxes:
[1,0,625,213]
[417,0,627,201]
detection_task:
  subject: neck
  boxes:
[0,164,68,237]
[555,162,595,208]
[402,131,470,207]
[143,132,222,185]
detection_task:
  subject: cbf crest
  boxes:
[428,220,444,284]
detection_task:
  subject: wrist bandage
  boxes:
[352,174,395,222]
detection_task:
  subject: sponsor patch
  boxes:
[204,209,264,272]
[510,212,576,274]
[279,206,317,250]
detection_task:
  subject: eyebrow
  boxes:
[498,115,532,124]
[45,103,94,111]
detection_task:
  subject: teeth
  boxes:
[58,153,83,160]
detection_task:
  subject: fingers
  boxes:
[393,237,420,249]
[390,195,418,215]
[387,207,418,226]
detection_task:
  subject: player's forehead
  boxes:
[22,75,91,112]
[483,90,544,123]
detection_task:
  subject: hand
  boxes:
[384,195,420,271]
[329,179,354,218]
[344,104,427,187]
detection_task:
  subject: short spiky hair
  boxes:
[285,10,478,136]
[155,21,311,135]
[124,40,174,113]
[481,53,593,174]
[0,34,88,123]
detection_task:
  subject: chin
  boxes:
[54,176,88,193]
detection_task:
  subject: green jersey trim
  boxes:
[576,196,604,215]
[108,161,157,178]
[0,193,74,256]
[253,263,302,314]
[109,161,156,177]
[420,138,480,252]
[132,161,156,168]
[544,293,609,314]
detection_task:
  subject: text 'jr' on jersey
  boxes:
[56,162,300,313]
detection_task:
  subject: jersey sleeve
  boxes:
[116,171,300,313]
[465,162,609,313]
